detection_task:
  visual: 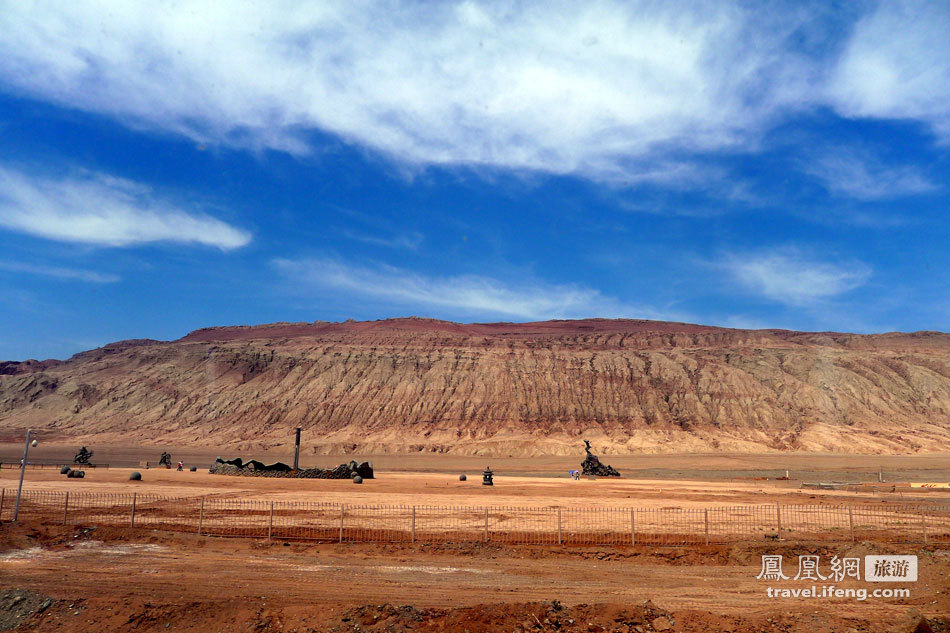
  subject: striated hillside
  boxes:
[1,317,949,455]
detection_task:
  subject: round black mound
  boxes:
[60,466,71,475]
[352,475,363,484]
[189,466,197,472]
[129,471,142,481]
[459,474,467,481]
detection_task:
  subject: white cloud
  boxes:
[828,3,950,142]
[719,250,871,306]
[0,1,824,182]
[273,257,679,321]
[802,148,937,200]
[0,261,119,283]
[0,167,251,249]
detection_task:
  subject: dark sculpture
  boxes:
[159,452,172,468]
[482,466,494,486]
[245,459,292,472]
[210,456,374,479]
[580,440,620,477]
[74,446,93,465]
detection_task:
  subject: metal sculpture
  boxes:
[73,446,93,465]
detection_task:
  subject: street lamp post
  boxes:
[13,429,35,522]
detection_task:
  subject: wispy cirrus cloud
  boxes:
[341,229,424,251]
[272,257,682,321]
[0,261,119,283]
[827,3,950,142]
[0,167,251,249]
[718,249,871,306]
[0,2,828,183]
[802,148,937,200]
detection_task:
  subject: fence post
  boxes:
[704,509,709,545]
[339,504,344,543]
[62,491,69,525]
[776,503,782,535]
[920,507,928,543]
[484,508,489,542]
[198,497,204,535]
[268,501,274,541]
[848,507,855,543]
[411,506,416,543]
[130,493,137,528]
[557,507,562,545]
[630,509,636,546]
[0,488,5,521]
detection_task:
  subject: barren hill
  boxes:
[1,317,949,455]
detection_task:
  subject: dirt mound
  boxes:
[332,600,678,633]
[1,317,949,455]
[14,596,950,633]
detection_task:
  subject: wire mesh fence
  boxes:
[2,488,948,546]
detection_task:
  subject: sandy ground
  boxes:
[4,467,950,508]
[5,444,950,481]
[0,522,947,632]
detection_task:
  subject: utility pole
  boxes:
[13,430,36,522]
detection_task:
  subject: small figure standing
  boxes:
[145,461,150,470]
[177,461,184,471]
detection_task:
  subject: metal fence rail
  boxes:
[1,488,948,546]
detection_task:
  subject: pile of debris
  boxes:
[580,440,621,477]
[209,456,373,479]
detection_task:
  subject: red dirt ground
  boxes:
[1,522,948,632]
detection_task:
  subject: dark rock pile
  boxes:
[209,457,374,479]
[0,589,55,631]
[580,440,621,477]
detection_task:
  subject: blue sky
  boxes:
[0,1,948,360]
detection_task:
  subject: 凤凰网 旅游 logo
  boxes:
[757,554,916,582]
[756,554,916,601]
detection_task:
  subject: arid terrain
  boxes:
[1,317,949,455]
[2,460,949,632]
[2,524,948,633]
[2,318,949,630]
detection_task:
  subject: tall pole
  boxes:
[13,430,33,522]
[293,428,301,471]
